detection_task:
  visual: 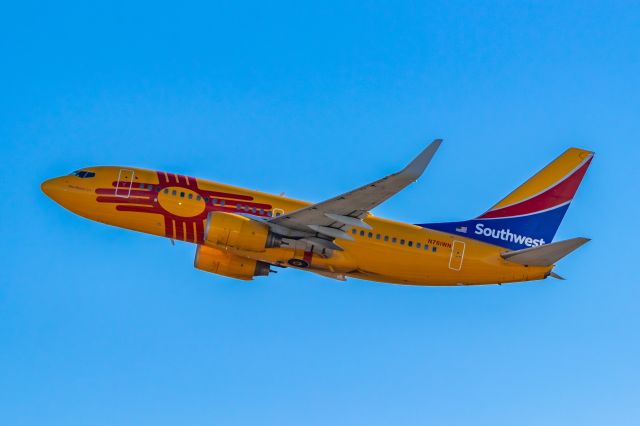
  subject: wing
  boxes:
[269,139,442,248]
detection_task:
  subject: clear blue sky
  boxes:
[1,1,639,425]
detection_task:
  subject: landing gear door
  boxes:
[115,169,135,198]
[449,240,465,271]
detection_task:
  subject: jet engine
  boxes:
[204,212,281,252]
[194,244,271,280]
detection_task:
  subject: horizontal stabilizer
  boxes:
[501,237,590,266]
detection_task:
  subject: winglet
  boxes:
[401,139,443,181]
[501,237,590,266]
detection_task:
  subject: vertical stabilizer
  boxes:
[419,148,594,250]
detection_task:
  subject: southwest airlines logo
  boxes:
[475,223,545,247]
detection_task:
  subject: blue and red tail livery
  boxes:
[419,148,594,250]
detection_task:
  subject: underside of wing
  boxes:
[267,139,442,250]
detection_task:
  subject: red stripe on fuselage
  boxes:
[97,196,154,205]
[195,220,205,243]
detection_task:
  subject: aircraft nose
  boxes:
[41,177,64,200]
[41,178,54,197]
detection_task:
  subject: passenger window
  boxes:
[204,197,209,203]
[172,190,177,196]
[400,239,405,245]
[156,186,161,192]
[267,211,273,217]
[188,193,193,199]
[408,241,413,247]
[392,237,397,243]
[236,203,241,210]
[360,230,365,236]
[139,183,145,189]
[220,200,225,206]
[376,234,380,240]
[164,188,169,194]
[368,232,372,238]
[180,192,185,198]
[424,244,429,250]
[384,235,389,242]
[416,242,421,249]
[212,198,217,204]
[432,246,437,252]
[352,229,357,234]
[196,195,201,201]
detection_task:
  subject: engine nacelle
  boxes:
[204,212,280,252]
[194,244,270,280]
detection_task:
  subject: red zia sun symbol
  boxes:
[95,171,273,243]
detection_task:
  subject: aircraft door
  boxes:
[115,169,135,198]
[449,240,465,271]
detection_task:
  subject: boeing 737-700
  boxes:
[42,141,593,285]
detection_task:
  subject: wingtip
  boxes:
[401,138,443,180]
[430,138,443,148]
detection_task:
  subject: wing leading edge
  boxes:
[269,139,442,246]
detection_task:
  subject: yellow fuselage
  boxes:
[42,166,552,285]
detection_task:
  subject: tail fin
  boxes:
[420,148,594,250]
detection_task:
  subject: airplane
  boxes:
[41,141,593,286]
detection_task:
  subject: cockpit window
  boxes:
[70,170,96,178]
